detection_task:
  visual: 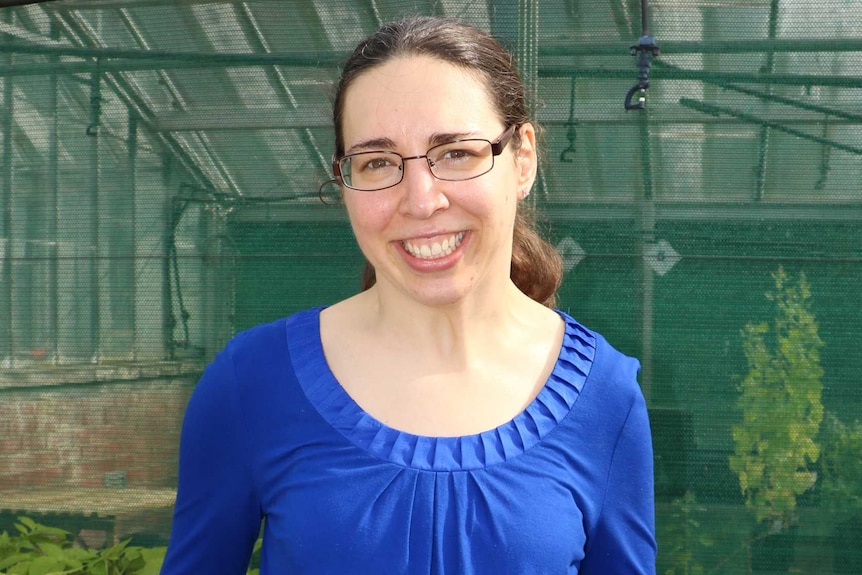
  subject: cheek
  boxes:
[345,194,396,236]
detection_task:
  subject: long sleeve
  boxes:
[161,346,262,574]
[580,385,657,574]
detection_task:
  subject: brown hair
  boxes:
[334,16,562,307]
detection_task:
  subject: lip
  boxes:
[395,230,470,272]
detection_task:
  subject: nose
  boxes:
[398,155,449,219]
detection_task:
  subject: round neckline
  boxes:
[287,307,597,471]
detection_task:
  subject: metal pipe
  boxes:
[0,43,344,65]
[233,3,330,177]
[540,39,862,56]
[128,110,137,360]
[679,98,862,156]
[47,19,59,363]
[654,61,862,124]
[755,0,782,201]
[88,70,101,362]
[2,38,862,61]
[55,10,215,193]
[539,66,862,88]
[640,0,650,37]
[1,54,12,365]
[0,58,858,89]
[638,114,654,401]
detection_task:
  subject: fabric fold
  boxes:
[288,308,597,472]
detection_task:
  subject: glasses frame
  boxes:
[333,124,519,192]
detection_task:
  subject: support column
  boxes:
[517,0,540,111]
[88,70,101,362]
[1,55,13,366]
[48,19,59,363]
[127,111,138,360]
[638,115,655,402]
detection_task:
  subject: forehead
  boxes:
[341,55,500,145]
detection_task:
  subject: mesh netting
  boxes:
[1,0,861,573]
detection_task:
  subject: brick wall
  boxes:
[0,378,195,492]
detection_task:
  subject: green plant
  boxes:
[729,267,824,531]
[819,412,862,520]
[658,491,714,575]
[0,516,158,575]
[0,516,262,575]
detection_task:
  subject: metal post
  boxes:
[639,115,654,402]
[88,70,101,362]
[127,111,138,360]
[47,19,59,363]
[1,46,13,366]
[755,0,781,201]
[518,0,540,114]
[162,155,173,360]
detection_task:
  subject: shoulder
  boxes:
[590,331,642,404]
[194,308,321,400]
[555,311,644,426]
[563,313,640,403]
[224,307,321,366]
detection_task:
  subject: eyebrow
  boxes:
[345,131,480,155]
[346,137,397,154]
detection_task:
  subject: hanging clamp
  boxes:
[560,76,577,163]
[625,36,660,110]
[86,62,102,136]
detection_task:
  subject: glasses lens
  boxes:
[427,140,494,181]
[340,152,403,191]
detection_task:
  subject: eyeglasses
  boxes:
[333,124,518,192]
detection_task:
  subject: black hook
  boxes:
[625,35,660,111]
[560,76,577,163]
[87,63,102,136]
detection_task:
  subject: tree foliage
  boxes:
[729,267,824,528]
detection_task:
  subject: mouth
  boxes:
[401,231,466,260]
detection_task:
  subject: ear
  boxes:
[515,123,538,199]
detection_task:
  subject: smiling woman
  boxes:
[161,16,656,575]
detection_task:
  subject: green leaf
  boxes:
[24,555,65,575]
[36,542,65,560]
[134,548,166,575]
[0,553,34,571]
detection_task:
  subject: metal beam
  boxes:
[154,108,331,133]
[6,57,862,88]
[0,50,12,364]
[679,98,862,156]
[654,61,862,123]
[232,200,862,224]
[47,18,59,363]
[0,21,69,47]
[539,66,862,88]
[0,42,344,65]
[150,102,862,132]
[539,38,862,56]
[3,39,862,63]
[46,0,285,8]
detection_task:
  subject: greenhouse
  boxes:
[0,0,860,572]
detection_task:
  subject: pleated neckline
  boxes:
[287,308,596,471]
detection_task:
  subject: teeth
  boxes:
[403,231,465,260]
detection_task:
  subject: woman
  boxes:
[161,16,656,575]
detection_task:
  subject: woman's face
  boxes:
[340,55,537,308]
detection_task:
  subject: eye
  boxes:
[441,148,476,162]
[432,140,489,166]
[358,154,399,172]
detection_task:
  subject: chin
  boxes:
[393,277,476,308]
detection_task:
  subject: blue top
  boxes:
[161,308,656,574]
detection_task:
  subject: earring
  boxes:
[520,188,531,199]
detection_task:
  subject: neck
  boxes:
[361,280,538,364]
